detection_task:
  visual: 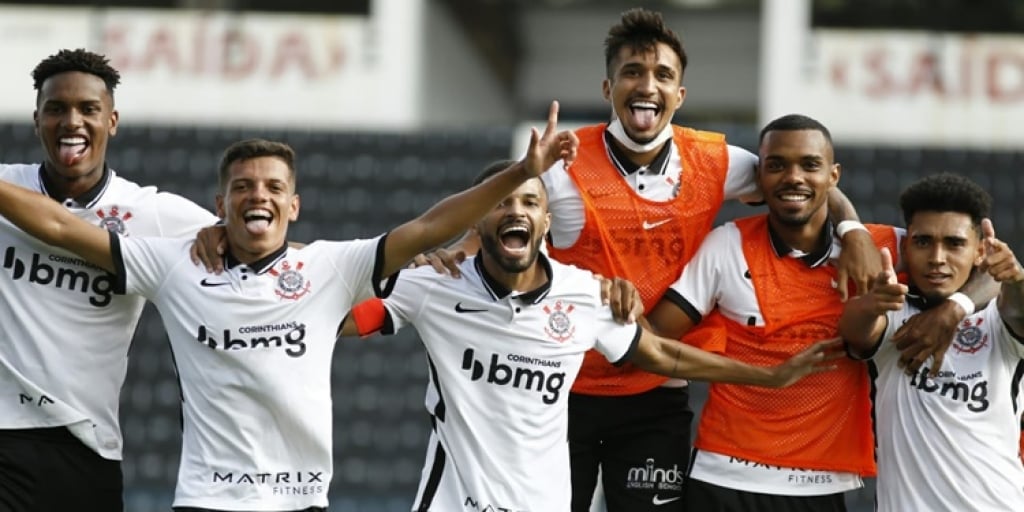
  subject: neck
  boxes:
[769,215,829,254]
[42,163,103,200]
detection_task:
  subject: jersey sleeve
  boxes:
[322,235,389,303]
[111,235,186,297]
[662,223,735,321]
[151,192,219,238]
[723,145,761,203]
[540,161,585,250]
[378,266,441,335]
[593,310,643,365]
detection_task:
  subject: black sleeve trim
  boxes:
[612,324,643,366]
[371,232,398,298]
[1002,318,1024,345]
[662,288,702,325]
[109,231,127,294]
[380,310,397,336]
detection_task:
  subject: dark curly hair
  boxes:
[218,139,297,192]
[604,8,687,81]
[899,172,991,231]
[759,113,834,148]
[32,49,121,99]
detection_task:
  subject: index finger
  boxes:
[543,100,560,139]
[982,217,995,240]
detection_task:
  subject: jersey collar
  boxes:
[224,242,289,274]
[602,129,672,177]
[38,162,112,208]
[767,218,834,268]
[474,251,553,304]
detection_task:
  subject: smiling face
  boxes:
[478,178,551,275]
[758,129,839,229]
[215,156,300,262]
[602,42,685,145]
[902,211,984,301]
[33,71,118,193]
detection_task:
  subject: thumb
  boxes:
[880,247,897,285]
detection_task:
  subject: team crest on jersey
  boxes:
[952,317,988,354]
[95,206,132,235]
[269,260,311,300]
[543,301,575,342]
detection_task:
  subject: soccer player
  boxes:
[0,101,577,512]
[340,160,840,512]
[840,173,1024,511]
[414,10,887,511]
[0,49,218,511]
[644,114,900,511]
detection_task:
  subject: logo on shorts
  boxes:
[95,206,132,235]
[953,317,988,354]
[543,300,575,342]
[625,458,683,492]
[269,260,311,300]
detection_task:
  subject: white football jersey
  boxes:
[379,255,641,512]
[112,235,385,510]
[0,163,216,459]
[870,300,1024,511]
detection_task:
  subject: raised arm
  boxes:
[381,101,577,279]
[627,327,840,387]
[827,187,883,301]
[0,181,113,271]
[839,247,906,357]
[980,219,1024,334]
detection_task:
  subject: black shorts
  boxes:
[0,427,123,512]
[684,478,847,512]
[568,386,693,512]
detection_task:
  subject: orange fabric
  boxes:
[549,124,730,396]
[691,216,897,476]
[350,297,386,337]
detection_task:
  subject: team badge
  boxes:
[269,260,311,300]
[95,206,132,235]
[952,317,988,354]
[543,300,575,342]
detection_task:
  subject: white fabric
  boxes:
[605,118,674,153]
[870,300,1024,512]
[540,139,760,249]
[115,236,383,510]
[0,163,216,459]
[381,259,640,512]
[689,450,863,496]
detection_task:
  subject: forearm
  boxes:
[0,180,75,246]
[418,161,529,246]
[959,269,999,310]
[998,280,1024,334]
[633,334,775,386]
[839,299,886,352]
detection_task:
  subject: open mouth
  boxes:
[777,191,812,204]
[498,223,530,255]
[243,209,274,235]
[58,136,89,166]
[628,100,661,131]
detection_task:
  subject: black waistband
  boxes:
[0,426,79,443]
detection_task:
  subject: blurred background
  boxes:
[2,0,1024,510]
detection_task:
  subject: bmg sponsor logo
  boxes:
[196,322,307,357]
[626,458,683,492]
[460,349,565,404]
[909,366,989,412]
[3,247,114,307]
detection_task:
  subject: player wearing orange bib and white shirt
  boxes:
[0,105,581,512]
[647,115,902,511]
[842,173,1024,512]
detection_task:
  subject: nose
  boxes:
[928,245,946,265]
[636,72,657,94]
[62,108,83,129]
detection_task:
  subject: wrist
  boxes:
[947,292,975,317]
[836,220,868,239]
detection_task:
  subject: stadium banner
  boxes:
[0,2,421,129]
[761,1,1024,149]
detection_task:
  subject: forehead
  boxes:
[226,156,293,182]
[759,129,831,159]
[611,41,681,72]
[39,71,110,103]
[509,178,546,200]
[907,210,976,237]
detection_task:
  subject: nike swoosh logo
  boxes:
[200,278,230,287]
[652,495,681,506]
[454,302,488,313]
[642,218,672,230]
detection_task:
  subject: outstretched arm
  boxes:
[381,100,577,279]
[979,219,1024,334]
[0,182,113,271]
[627,328,841,388]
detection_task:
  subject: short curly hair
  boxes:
[899,172,991,231]
[32,48,120,98]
